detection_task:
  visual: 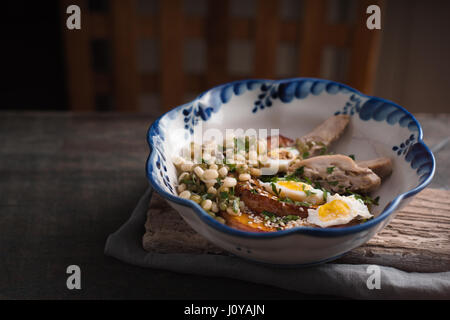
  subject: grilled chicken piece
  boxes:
[235,181,309,218]
[296,115,350,156]
[357,157,393,179]
[266,134,294,150]
[288,155,381,194]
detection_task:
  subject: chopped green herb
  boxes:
[322,189,328,202]
[283,173,300,182]
[232,199,240,213]
[261,210,276,217]
[346,191,380,206]
[326,166,335,174]
[319,147,327,155]
[249,189,258,195]
[302,151,310,159]
[279,197,294,204]
[282,215,300,223]
[271,183,281,197]
[260,175,278,183]
[294,201,311,208]
[219,191,229,200]
[201,193,215,200]
[295,166,305,176]
[227,163,237,172]
[302,176,313,185]
[348,154,356,160]
[328,181,339,186]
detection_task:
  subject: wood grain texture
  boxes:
[143,188,450,272]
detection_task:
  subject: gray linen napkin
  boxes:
[104,187,450,299]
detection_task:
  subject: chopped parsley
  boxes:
[326,166,335,174]
[328,181,339,186]
[295,166,305,176]
[319,147,327,155]
[294,201,311,208]
[345,190,380,206]
[271,183,281,197]
[219,191,229,200]
[260,175,278,183]
[227,163,237,172]
[322,189,328,202]
[279,197,294,204]
[232,199,240,213]
[302,151,310,159]
[348,154,356,160]
[282,215,300,223]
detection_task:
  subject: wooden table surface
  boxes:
[0,112,448,299]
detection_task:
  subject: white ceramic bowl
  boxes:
[146,78,435,266]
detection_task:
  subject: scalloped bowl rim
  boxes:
[146,77,436,238]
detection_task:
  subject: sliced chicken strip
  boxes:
[357,157,392,179]
[266,134,294,149]
[296,115,350,156]
[288,154,381,194]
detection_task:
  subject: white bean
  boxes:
[193,166,205,178]
[211,202,219,213]
[238,173,251,181]
[204,180,216,189]
[179,190,191,199]
[203,169,219,180]
[236,154,246,163]
[207,186,217,194]
[226,207,240,216]
[177,183,187,193]
[201,199,212,211]
[178,172,190,182]
[223,177,237,188]
[250,167,261,177]
[181,161,194,172]
[218,166,228,177]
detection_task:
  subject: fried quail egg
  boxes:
[260,147,300,173]
[307,194,373,228]
[260,180,325,205]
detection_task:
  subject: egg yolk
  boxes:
[277,181,311,191]
[318,200,350,222]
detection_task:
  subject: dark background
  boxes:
[3,1,66,111]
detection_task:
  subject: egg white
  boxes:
[260,179,325,205]
[307,194,373,228]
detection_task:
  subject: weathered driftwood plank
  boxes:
[143,188,450,273]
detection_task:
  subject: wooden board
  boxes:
[143,188,450,273]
